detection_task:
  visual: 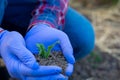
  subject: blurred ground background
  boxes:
[0,0,120,80]
[69,0,120,80]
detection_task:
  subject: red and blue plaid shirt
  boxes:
[0,0,68,33]
[29,0,69,30]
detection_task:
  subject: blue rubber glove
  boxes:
[26,74,68,80]
[25,24,75,76]
[0,31,62,80]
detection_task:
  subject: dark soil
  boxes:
[35,51,67,73]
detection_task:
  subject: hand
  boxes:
[25,24,75,76]
[0,31,62,80]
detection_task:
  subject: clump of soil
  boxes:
[35,51,67,73]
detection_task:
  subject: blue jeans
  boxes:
[0,0,95,60]
[64,8,95,60]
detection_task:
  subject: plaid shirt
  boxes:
[29,0,69,30]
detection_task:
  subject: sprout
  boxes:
[36,41,60,58]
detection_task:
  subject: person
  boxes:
[0,0,95,80]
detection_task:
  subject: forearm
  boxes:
[29,0,69,30]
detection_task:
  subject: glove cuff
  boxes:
[25,24,49,39]
[0,28,8,49]
[0,27,4,57]
[0,27,5,39]
[0,27,4,33]
[28,21,55,31]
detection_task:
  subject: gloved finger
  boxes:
[65,63,74,76]
[20,64,62,77]
[59,34,75,64]
[26,74,68,80]
[9,45,39,69]
[51,43,62,51]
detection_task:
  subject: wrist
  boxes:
[34,23,50,28]
[28,21,55,31]
[0,28,5,39]
[0,29,9,45]
[27,23,49,33]
[25,24,49,40]
[0,28,4,57]
[0,27,4,33]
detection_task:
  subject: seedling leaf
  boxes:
[36,41,60,59]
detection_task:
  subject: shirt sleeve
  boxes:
[28,0,69,30]
[0,27,4,33]
[0,27,4,40]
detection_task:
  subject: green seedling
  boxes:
[36,41,60,59]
